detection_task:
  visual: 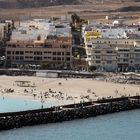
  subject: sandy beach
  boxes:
[0,75,139,106]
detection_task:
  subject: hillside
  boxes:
[0,0,79,8]
[0,0,140,9]
[0,0,139,24]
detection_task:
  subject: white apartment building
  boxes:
[0,23,6,40]
[0,20,14,40]
[83,23,140,71]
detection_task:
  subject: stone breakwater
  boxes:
[0,96,140,131]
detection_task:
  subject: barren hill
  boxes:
[0,0,139,24]
[0,0,79,8]
[0,0,140,9]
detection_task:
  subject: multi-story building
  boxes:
[0,20,14,40]
[0,23,6,40]
[83,23,140,71]
[6,19,72,70]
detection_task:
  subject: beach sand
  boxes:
[0,75,139,105]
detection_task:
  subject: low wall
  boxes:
[0,96,140,131]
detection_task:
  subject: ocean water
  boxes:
[0,97,58,112]
[0,110,139,140]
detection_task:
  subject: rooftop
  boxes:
[11,19,71,41]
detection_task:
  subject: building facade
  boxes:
[5,19,73,70]
[6,36,72,69]
[83,23,140,71]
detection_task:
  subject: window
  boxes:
[62,45,69,48]
[44,51,51,54]
[34,57,42,61]
[20,51,24,55]
[95,61,100,63]
[25,56,33,59]
[135,49,140,52]
[7,56,11,60]
[53,52,56,55]
[7,51,11,54]
[124,54,129,57]
[118,49,129,52]
[107,61,112,64]
[15,51,19,55]
[135,54,140,58]
[57,52,61,55]
[53,57,56,60]
[44,44,52,48]
[87,45,92,48]
[94,51,100,53]
[20,56,24,60]
[57,57,61,61]
[12,45,16,47]
[15,56,19,60]
[44,57,51,59]
[123,59,128,62]
[95,56,101,59]
[66,52,70,55]
[106,51,113,53]
[34,52,42,55]
[66,57,70,61]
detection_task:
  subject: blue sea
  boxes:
[0,105,140,140]
[0,97,57,112]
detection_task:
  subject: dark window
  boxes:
[7,56,11,60]
[7,51,11,54]
[66,57,70,61]
[44,57,51,59]
[15,56,19,60]
[16,51,19,55]
[123,59,128,62]
[66,52,70,55]
[87,45,92,48]
[44,44,52,48]
[107,61,112,64]
[53,57,56,60]
[57,57,61,61]
[106,51,113,53]
[135,49,140,52]
[34,52,42,55]
[57,52,61,55]
[96,56,101,59]
[34,57,42,60]
[62,45,69,48]
[118,49,129,52]
[20,51,24,55]
[20,56,24,60]
[12,45,16,47]
[95,61,100,63]
[94,51,100,53]
[53,52,56,55]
